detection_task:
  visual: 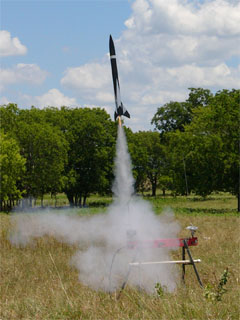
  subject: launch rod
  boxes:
[129,259,201,266]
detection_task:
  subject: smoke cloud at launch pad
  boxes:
[10,126,180,293]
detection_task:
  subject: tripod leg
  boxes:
[183,239,203,288]
[182,246,186,284]
[117,249,140,299]
[117,266,131,300]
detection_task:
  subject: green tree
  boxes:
[63,107,116,206]
[130,131,168,196]
[16,120,68,206]
[151,88,213,136]
[168,130,224,196]
[188,89,239,207]
[0,103,19,136]
[151,101,191,134]
[187,88,213,107]
[128,130,148,194]
[167,89,239,209]
[0,131,26,211]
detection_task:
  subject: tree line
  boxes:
[0,88,239,211]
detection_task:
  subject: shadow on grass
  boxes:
[177,208,238,215]
[88,201,112,207]
[190,196,234,202]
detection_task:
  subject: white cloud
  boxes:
[0,64,48,91]
[166,63,240,88]
[121,1,240,67]
[0,96,10,105]
[0,30,27,57]
[95,91,113,103]
[21,89,77,109]
[141,90,187,106]
[61,61,114,105]
[61,63,111,90]
[126,0,240,36]
[83,103,114,116]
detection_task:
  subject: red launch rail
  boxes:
[127,236,198,249]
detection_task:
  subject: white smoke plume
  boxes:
[10,126,180,293]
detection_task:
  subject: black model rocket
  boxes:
[109,35,130,125]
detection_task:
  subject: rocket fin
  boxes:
[121,103,130,119]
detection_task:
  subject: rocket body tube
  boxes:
[109,35,130,121]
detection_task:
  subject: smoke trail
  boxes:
[10,126,180,293]
[112,126,134,203]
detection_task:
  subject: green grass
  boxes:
[26,193,113,210]
[15,191,238,214]
[147,193,238,215]
[1,193,239,319]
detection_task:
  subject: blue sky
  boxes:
[1,0,240,131]
[2,1,132,66]
[1,1,132,97]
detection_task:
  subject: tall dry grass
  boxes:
[0,196,239,320]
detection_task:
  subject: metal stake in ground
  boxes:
[183,239,203,288]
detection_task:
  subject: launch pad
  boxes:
[110,225,203,298]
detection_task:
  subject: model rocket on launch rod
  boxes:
[109,35,130,126]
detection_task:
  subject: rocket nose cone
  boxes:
[109,35,115,56]
[109,35,113,47]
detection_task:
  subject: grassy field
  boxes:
[25,191,238,213]
[0,194,239,320]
